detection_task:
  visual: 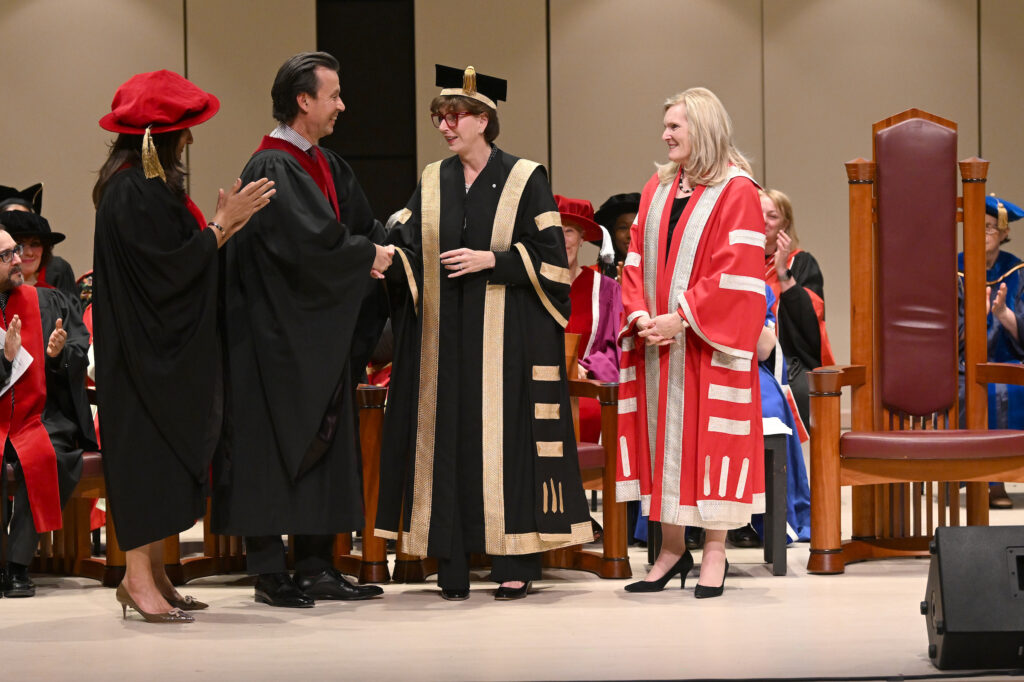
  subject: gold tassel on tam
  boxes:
[462,66,477,94]
[141,125,166,181]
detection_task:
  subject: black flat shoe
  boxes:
[685,527,705,550]
[624,550,694,593]
[727,523,762,548]
[440,588,470,601]
[295,567,383,601]
[494,581,530,600]
[990,483,1013,509]
[694,559,729,599]
[254,572,315,608]
[3,564,35,598]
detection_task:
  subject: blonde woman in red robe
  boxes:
[618,87,765,598]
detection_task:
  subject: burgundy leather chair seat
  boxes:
[576,442,605,470]
[81,451,103,479]
[841,429,1024,460]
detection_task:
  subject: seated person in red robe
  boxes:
[0,227,67,598]
[556,195,622,443]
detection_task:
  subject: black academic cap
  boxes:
[0,208,65,245]
[435,64,507,109]
[0,183,43,214]
[594,192,642,229]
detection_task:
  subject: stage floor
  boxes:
[2,484,1022,681]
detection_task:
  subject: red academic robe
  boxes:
[616,167,766,530]
[567,266,622,442]
[2,285,61,532]
[764,248,835,367]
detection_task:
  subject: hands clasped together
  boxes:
[636,312,688,346]
[440,248,495,278]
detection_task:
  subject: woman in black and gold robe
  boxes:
[376,65,593,601]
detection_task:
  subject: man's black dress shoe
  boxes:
[440,588,470,601]
[685,527,705,550]
[254,572,315,608]
[494,581,530,601]
[727,523,762,548]
[294,567,383,601]
[3,564,35,598]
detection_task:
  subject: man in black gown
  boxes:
[0,228,68,598]
[213,52,392,607]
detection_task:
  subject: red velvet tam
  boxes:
[555,194,602,241]
[99,69,220,134]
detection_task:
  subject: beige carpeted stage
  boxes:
[2,484,1021,681]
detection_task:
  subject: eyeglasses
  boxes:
[430,112,474,128]
[0,244,23,264]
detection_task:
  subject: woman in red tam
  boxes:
[556,195,623,431]
[92,70,275,623]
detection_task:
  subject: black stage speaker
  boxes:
[921,525,1024,670]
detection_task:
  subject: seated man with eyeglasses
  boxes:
[0,229,69,598]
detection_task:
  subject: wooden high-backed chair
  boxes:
[807,109,1024,574]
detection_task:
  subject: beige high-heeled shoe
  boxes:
[116,584,194,623]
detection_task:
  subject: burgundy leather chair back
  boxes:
[874,118,958,417]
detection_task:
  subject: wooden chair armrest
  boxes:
[808,364,866,394]
[567,379,619,404]
[976,362,1024,387]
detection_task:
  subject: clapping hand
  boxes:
[4,314,21,362]
[47,318,66,358]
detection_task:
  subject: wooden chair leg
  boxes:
[103,510,126,587]
[808,385,844,574]
[763,433,788,576]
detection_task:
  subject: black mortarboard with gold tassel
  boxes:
[435,64,507,110]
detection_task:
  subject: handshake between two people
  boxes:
[372,244,396,280]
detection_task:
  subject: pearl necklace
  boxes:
[678,175,693,196]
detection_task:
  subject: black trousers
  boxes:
[245,534,335,576]
[2,441,38,567]
[436,506,541,590]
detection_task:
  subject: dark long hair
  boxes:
[92,131,187,208]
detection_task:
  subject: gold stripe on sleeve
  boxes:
[394,248,419,312]
[514,243,569,328]
[534,210,561,231]
[539,262,572,285]
[396,207,412,224]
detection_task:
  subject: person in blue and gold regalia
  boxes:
[957,194,1024,508]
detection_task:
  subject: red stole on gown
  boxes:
[616,167,767,529]
[764,248,835,366]
[2,285,61,532]
[255,136,340,220]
